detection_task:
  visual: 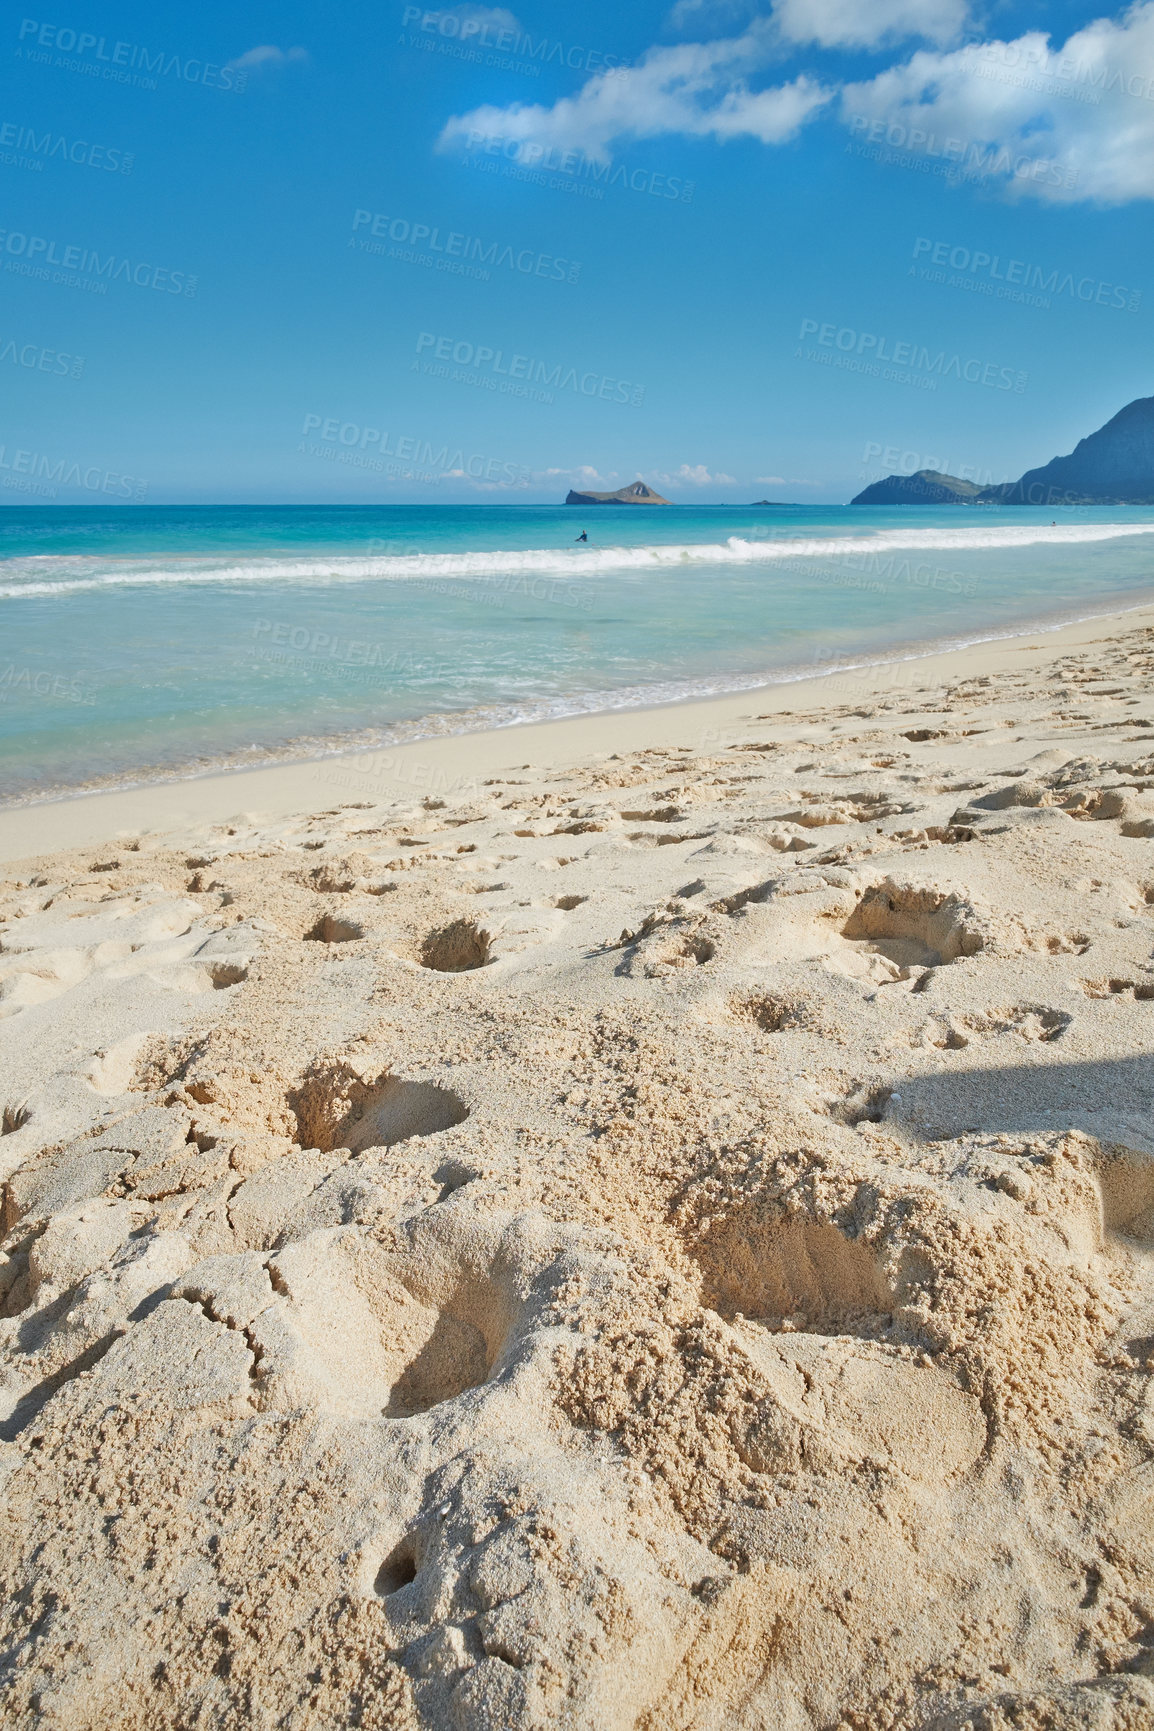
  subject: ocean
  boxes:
[3,501,1154,805]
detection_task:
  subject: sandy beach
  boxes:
[2,604,1154,1728]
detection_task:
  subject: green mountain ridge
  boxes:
[852,396,1154,506]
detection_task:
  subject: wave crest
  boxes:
[3,521,1154,599]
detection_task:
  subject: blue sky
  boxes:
[2,0,1151,504]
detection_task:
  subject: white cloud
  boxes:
[441,469,530,490]
[841,3,1154,202]
[429,4,522,35]
[653,463,738,485]
[670,0,966,46]
[668,0,758,28]
[225,44,308,72]
[436,2,1154,205]
[541,465,621,486]
[753,474,786,483]
[774,0,968,49]
[438,26,832,159]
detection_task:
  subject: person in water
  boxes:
[575,529,587,542]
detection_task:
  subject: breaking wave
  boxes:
[4,521,1154,599]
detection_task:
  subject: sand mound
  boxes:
[288,1058,469,1154]
[693,1211,894,1332]
[304,912,364,943]
[841,877,986,964]
[419,917,492,971]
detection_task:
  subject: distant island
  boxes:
[565,481,670,505]
[852,396,1154,506]
[851,472,987,506]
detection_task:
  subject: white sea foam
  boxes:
[3,522,1154,599]
[8,588,1154,809]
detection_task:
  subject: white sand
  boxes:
[1,606,1153,1728]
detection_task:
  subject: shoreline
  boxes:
[0,603,1101,812]
[3,595,1154,862]
[6,577,1154,814]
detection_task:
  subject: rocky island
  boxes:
[565,481,670,504]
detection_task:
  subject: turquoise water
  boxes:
[3,502,1154,803]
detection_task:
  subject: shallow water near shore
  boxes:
[4,500,1154,803]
